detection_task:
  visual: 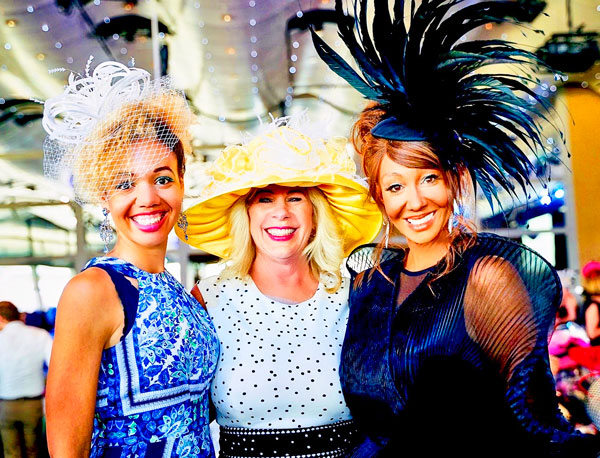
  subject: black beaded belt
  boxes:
[219,419,360,458]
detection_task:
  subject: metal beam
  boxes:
[0,150,43,160]
[0,255,75,267]
[0,201,70,209]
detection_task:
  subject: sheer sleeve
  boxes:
[463,255,538,382]
[462,250,589,448]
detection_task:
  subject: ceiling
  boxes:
[0,0,599,241]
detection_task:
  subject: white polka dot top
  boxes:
[199,275,353,429]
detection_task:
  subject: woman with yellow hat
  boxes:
[176,113,382,458]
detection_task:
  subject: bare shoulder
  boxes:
[60,267,115,306]
[56,267,122,335]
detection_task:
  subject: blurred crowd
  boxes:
[0,302,53,458]
[550,260,600,434]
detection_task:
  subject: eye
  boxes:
[115,180,134,191]
[257,196,273,203]
[155,176,174,186]
[385,183,404,193]
[422,173,440,185]
[287,195,304,202]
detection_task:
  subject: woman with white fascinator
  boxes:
[41,58,220,457]
[175,112,383,458]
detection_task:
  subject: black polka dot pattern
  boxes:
[200,276,352,429]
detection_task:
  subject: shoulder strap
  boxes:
[92,264,139,340]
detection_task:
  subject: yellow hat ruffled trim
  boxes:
[177,119,383,258]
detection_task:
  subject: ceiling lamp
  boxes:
[537,31,600,74]
[0,99,43,127]
[56,0,137,15]
[536,0,599,75]
[92,14,170,42]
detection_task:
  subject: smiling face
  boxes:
[247,184,314,264]
[379,153,451,250]
[105,140,184,253]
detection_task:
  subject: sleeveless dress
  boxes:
[341,234,600,458]
[84,257,220,458]
[198,275,359,458]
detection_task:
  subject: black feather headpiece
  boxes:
[311,0,563,209]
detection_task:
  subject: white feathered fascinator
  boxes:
[42,57,193,205]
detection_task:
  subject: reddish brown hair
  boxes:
[0,301,20,322]
[351,103,476,283]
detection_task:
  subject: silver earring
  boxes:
[100,208,114,254]
[383,218,390,249]
[177,212,188,241]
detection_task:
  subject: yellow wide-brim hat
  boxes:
[176,116,383,258]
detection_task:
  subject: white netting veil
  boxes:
[42,58,193,205]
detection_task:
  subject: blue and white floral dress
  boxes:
[84,257,219,458]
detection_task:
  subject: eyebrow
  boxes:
[113,171,136,180]
[380,172,405,179]
[154,166,174,174]
[254,188,306,195]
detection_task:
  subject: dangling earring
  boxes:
[177,212,188,241]
[383,218,390,249]
[100,208,114,254]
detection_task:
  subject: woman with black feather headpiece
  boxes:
[311,0,600,456]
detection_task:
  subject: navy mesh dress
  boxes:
[342,233,600,458]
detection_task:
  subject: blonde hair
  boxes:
[351,102,476,283]
[584,276,600,296]
[220,187,344,293]
[75,93,192,203]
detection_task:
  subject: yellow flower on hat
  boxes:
[256,126,321,175]
[323,136,357,175]
[208,144,255,184]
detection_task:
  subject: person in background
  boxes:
[175,113,382,458]
[582,261,600,345]
[550,286,595,433]
[41,59,219,457]
[312,0,600,456]
[0,301,52,458]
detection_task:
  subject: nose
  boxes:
[135,180,161,207]
[271,196,291,220]
[405,184,426,211]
